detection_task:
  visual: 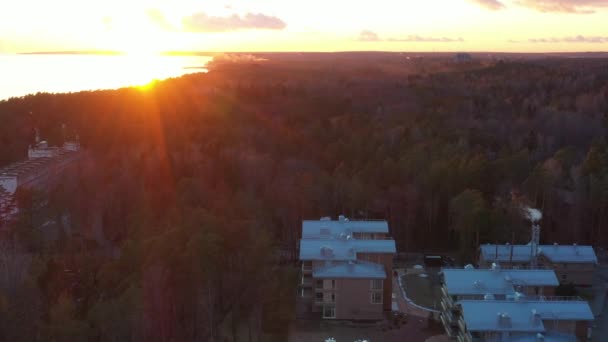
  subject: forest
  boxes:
[0,53,608,340]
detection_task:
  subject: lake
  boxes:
[0,54,213,100]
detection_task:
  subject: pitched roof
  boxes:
[459,299,594,333]
[442,268,559,296]
[299,238,396,261]
[313,261,386,279]
[302,218,388,239]
[480,244,597,264]
[538,245,597,263]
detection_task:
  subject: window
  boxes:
[324,292,336,303]
[323,279,337,290]
[371,291,383,304]
[562,274,567,280]
[323,304,336,319]
[315,292,323,303]
[371,279,383,290]
[315,280,323,288]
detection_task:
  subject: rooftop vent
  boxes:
[320,216,331,221]
[491,262,501,271]
[484,294,495,301]
[320,246,334,258]
[514,292,525,301]
[537,333,545,341]
[339,215,346,222]
[531,309,542,327]
[497,312,512,328]
[464,264,475,270]
[347,260,355,272]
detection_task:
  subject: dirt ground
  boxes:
[287,317,441,342]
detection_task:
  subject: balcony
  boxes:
[440,314,457,337]
[300,287,313,298]
[441,297,452,312]
[301,276,313,287]
[302,263,312,274]
[458,317,466,333]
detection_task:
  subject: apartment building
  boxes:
[457,299,594,342]
[0,137,81,222]
[479,244,598,286]
[298,216,396,320]
[440,266,560,338]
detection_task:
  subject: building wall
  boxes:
[543,320,575,336]
[334,279,384,320]
[357,253,393,311]
[519,285,556,296]
[576,321,591,341]
[550,263,595,286]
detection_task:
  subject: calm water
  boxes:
[0,54,212,100]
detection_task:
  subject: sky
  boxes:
[1,0,608,53]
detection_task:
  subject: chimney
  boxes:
[531,309,542,327]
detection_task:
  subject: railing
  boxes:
[459,296,585,303]
[442,265,553,271]
[301,278,312,287]
[523,295,585,302]
[300,288,313,298]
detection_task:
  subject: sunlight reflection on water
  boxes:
[0,54,212,100]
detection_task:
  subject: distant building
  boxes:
[454,53,473,63]
[0,134,81,222]
[298,216,396,320]
[479,244,597,286]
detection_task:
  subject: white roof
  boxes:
[442,268,559,296]
[460,299,594,333]
[299,239,396,261]
[302,219,388,239]
[509,333,577,342]
[313,261,386,279]
[480,244,597,264]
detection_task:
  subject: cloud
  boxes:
[470,0,608,13]
[182,12,286,32]
[469,0,506,10]
[357,30,464,43]
[146,9,175,31]
[388,35,464,42]
[527,35,608,43]
[102,17,113,30]
[357,30,381,42]
[516,0,608,13]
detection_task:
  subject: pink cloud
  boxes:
[183,12,286,32]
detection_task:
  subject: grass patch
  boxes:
[402,273,442,310]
